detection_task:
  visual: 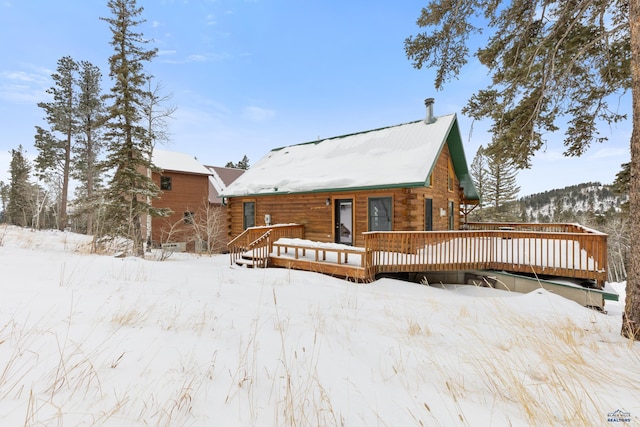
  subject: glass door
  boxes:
[334,199,353,245]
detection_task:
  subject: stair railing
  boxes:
[228,224,304,267]
[246,230,271,268]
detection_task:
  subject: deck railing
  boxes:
[464,222,600,234]
[228,222,607,286]
[270,239,374,281]
[272,240,368,266]
[364,225,608,286]
[228,224,304,265]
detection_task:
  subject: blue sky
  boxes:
[0,0,632,197]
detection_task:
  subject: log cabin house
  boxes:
[221,100,613,308]
[221,98,480,245]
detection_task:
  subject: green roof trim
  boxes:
[442,116,479,201]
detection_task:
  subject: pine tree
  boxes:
[405,0,639,339]
[613,162,630,213]
[101,0,169,256]
[34,56,78,230]
[484,152,521,221]
[613,162,631,195]
[469,145,488,220]
[236,155,250,170]
[7,146,32,227]
[73,60,106,235]
[226,155,250,169]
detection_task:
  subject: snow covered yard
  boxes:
[0,225,638,426]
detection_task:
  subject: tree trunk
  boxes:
[60,129,71,231]
[622,1,640,339]
[86,126,94,236]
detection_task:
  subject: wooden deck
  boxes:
[228,222,608,287]
[269,240,373,281]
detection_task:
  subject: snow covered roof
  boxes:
[152,149,211,176]
[222,113,479,200]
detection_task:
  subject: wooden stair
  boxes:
[228,224,305,269]
[234,250,268,268]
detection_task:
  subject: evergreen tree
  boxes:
[7,146,32,227]
[613,162,630,213]
[34,56,78,230]
[405,0,639,339]
[484,152,521,221]
[101,0,169,256]
[613,162,631,195]
[236,155,250,170]
[226,155,250,169]
[469,145,488,219]
[73,60,106,235]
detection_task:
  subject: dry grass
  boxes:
[407,319,431,337]
[4,288,639,427]
[450,300,640,427]
[0,300,218,426]
[110,260,149,282]
[2,226,638,426]
[111,306,152,327]
[0,318,44,400]
[271,289,339,427]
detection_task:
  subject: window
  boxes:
[425,198,433,231]
[243,202,255,229]
[368,197,392,231]
[448,200,455,230]
[183,211,194,224]
[160,176,172,190]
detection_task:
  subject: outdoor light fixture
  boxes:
[326,198,330,206]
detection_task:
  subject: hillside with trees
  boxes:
[520,182,628,224]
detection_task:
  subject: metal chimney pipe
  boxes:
[424,98,435,124]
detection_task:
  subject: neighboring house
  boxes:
[207,165,246,206]
[205,165,246,252]
[221,99,480,247]
[146,149,212,252]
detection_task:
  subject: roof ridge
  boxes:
[271,114,455,152]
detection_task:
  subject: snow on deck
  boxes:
[271,236,603,272]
